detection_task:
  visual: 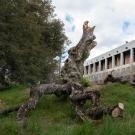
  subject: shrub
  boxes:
[80,78,91,87]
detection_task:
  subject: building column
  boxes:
[84,66,86,75]
[99,61,101,72]
[130,48,134,63]
[120,52,124,65]
[112,55,115,68]
[93,63,95,73]
[88,65,90,75]
[105,58,107,70]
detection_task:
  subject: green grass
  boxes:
[0,83,135,135]
[80,77,91,87]
[0,84,30,109]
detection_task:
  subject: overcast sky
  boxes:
[52,0,135,60]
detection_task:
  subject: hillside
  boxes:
[0,83,135,135]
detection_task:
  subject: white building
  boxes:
[84,40,135,83]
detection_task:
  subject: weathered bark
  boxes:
[61,21,96,83]
[86,105,122,120]
[16,83,72,121]
[15,21,99,123]
[15,21,124,123]
[16,82,101,122]
[70,90,100,107]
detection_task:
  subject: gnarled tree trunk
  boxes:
[16,21,123,123]
[16,21,98,123]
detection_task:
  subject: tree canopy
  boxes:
[0,0,67,88]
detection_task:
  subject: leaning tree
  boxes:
[14,21,123,123]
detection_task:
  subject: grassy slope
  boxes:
[0,83,135,135]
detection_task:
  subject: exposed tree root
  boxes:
[16,83,72,121]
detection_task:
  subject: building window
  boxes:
[115,54,120,66]
[90,64,93,73]
[107,57,112,69]
[123,50,130,64]
[95,62,99,72]
[101,59,105,71]
[85,66,89,74]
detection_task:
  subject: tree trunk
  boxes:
[15,21,124,123]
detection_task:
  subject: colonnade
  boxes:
[84,48,135,75]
